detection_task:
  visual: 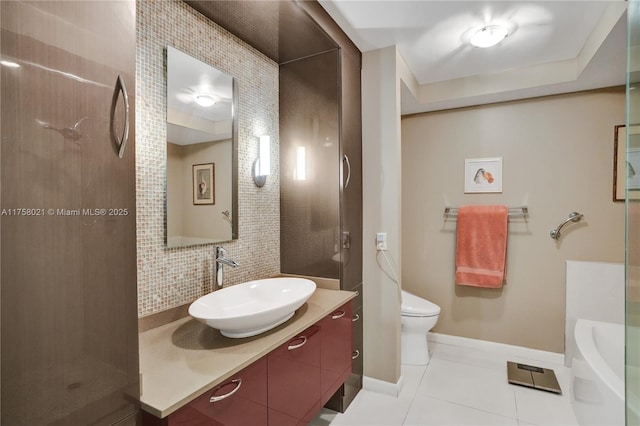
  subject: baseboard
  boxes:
[428,332,565,365]
[362,374,404,397]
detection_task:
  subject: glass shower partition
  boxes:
[1,2,140,424]
[628,2,640,424]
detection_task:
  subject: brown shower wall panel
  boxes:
[296,0,363,291]
[280,50,341,278]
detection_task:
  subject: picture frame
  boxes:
[614,124,640,202]
[464,157,503,193]
[193,163,215,205]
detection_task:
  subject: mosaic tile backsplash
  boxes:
[136,0,280,317]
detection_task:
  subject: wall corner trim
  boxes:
[362,375,404,397]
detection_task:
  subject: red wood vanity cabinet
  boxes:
[142,357,268,426]
[142,301,352,426]
[267,324,322,425]
[320,302,353,405]
[267,302,353,424]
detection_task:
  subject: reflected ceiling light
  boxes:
[1,60,20,68]
[194,94,216,107]
[470,25,508,48]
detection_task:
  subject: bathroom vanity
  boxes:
[139,288,356,425]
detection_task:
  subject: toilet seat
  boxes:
[401,290,441,317]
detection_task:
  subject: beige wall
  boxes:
[167,140,233,243]
[182,141,232,240]
[362,46,404,386]
[136,0,280,317]
[401,87,625,353]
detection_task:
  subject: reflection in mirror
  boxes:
[166,46,238,248]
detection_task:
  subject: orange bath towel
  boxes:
[455,205,508,288]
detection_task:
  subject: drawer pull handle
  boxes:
[209,378,242,403]
[332,311,346,320]
[352,314,360,322]
[287,335,307,350]
[352,350,360,360]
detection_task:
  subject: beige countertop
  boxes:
[138,288,357,418]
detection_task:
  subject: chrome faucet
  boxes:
[214,246,239,290]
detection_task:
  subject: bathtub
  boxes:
[571,319,624,426]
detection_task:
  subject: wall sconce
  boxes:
[253,135,271,187]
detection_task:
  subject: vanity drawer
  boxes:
[267,324,321,424]
[167,357,268,426]
[320,301,353,404]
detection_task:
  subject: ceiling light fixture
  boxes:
[194,94,216,107]
[470,25,508,48]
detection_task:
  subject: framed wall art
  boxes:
[464,157,503,193]
[614,124,640,202]
[193,163,215,205]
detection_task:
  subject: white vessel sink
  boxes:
[188,277,316,338]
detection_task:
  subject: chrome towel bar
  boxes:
[443,206,529,219]
[550,212,583,240]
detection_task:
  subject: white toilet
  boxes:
[401,290,441,365]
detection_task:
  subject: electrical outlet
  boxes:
[376,232,387,251]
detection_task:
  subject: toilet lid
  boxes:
[401,290,441,317]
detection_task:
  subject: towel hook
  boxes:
[550,212,583,240]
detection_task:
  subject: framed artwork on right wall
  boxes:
[614,124,640,202]
[464,157,503,194]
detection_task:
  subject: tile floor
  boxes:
[312,340,578,426]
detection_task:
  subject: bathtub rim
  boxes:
[573,318,624,402]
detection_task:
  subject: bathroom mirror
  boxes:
[166,46,238,248]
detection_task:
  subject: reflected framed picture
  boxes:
[193,163,215,205]
[614,124,640,202]
[464,157,503,193]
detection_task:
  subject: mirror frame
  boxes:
[230,77,238,241]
